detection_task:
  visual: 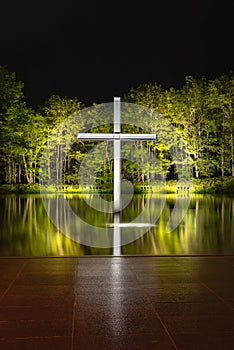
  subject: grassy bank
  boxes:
[192,177,234,194]
[0,177,234,194]
[0,184,41,194]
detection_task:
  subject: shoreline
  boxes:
[0,177,233,195]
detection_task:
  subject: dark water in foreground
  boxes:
[0,194,233,256]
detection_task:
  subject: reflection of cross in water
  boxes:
[77,97,156,213]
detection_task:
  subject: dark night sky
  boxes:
[0,0,233,107]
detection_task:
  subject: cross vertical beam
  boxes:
[77,97,156,214]
[114,97,121,212]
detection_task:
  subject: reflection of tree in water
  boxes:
[0,195,233,256]
[122,195,234,255]
[0,195,85,256]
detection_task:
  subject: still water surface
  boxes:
[0,194,233,256]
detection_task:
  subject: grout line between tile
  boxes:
[200,281,234,311]
[131,266,179,350]
[15,335,68,340]
[0,261,27,303]
[69,261,78,350]
[70,290,77,350]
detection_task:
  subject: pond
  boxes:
[0,194,233,256]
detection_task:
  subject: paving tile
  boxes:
[74,283,141,294]
[161,314,234,334]
[0,279,16,290]
[0,288,7,296]
[0,319,71,338]
[203,280,234,296]
[0,272,25,288]
[77,257,122,265]
[0,305,73,321]
[74,316,166,337]
[76,275,138,284]
[0,259,26,269]
[75,300,154,320]
[134,268,186,277]
[76,292,150,307]
[145,283,218,303]
[5,285,74,297]
[153,301,233,317]
[179,257,234,276]
[0,256,234,350]
[224,256,234,265]
[221,297,234,310]
[138,273,195,284]
[73,333,176,350]
[173,333,234,350]
[128,257,182,266]
[22,258,78,273]
[12,272,76,286]
[0,293,75,307]
[0,337,71,350]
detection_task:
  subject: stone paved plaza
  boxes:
[0,256,234,349]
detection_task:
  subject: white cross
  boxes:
[77,97,156,213]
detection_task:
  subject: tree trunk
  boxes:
[194,152,199,178]
[33,160,37,184]
[28,161,33,184]
[18,163,21,183]
[221,144,224,178]
[22,154,30,183]
[231,131,234,176]
[7,157,12,183]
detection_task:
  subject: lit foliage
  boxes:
[0,66,233,185]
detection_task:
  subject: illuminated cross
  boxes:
[77,97,156,213]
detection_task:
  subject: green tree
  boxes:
[38,95,85,185]
[124,83,187,180]
[0,66,25,183]
[207,73,234,176]
[166,77,211,178]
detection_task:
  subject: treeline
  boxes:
[0,66,233,186]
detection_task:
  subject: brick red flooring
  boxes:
[0,256,234,349]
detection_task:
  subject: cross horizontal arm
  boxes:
[77,133,156,141]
